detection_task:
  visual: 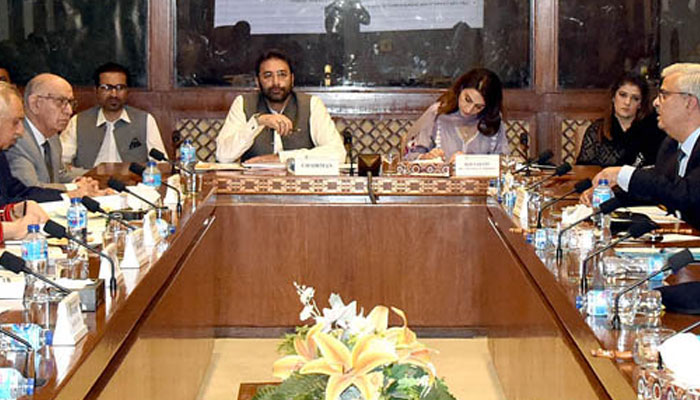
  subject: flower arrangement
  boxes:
[252,283,456,400]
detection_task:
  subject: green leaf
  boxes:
[251,373,328,400]
[277,326,311,356]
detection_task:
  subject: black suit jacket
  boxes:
[0,151,62,208]
[620,135,700,228]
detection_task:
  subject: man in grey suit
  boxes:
[6,73,98,193]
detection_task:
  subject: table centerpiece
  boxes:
[252,282,456,400]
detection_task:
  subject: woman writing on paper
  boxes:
[404,68,507,162]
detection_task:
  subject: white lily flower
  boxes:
[300,304,314,321]
[294,282,316,306]
[320,295,359,330]
[335,300,358,330]
[328,293,343,307]
[346,313,372,337]
[300,287,315,304]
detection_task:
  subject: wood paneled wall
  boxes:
[69,0,610,161]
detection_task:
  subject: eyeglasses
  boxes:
[36,94,77,110]
[97,84,128,92]
[658,88,694,102]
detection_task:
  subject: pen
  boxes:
[22,200,26,218]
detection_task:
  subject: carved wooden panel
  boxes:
[175,116,532,162]
[216,175,489,196]
[560,119,594,164]
[335,117,412,157]
[174,118,224,162]
[504,120,531,162]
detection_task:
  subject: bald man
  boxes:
[5,73,93,191]
[0,81,63,207]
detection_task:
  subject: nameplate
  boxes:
[122,228,149,269]
[53,292,87,346]
[142,210,162,247]
[293,158,339,176]
[454,154,500,177]
[99,242,124,280]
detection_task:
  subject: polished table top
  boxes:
[2,163,698,399]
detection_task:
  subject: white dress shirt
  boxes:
[60,107,166,165]
[25,119,76,194]
[617,126,700,191]
[215,94,346,163]
[25,118,48,157]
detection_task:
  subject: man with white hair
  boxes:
[6,73,96,191]
[585,63,700,228]
[0,81,59,240]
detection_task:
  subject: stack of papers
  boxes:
[621,206,682,224]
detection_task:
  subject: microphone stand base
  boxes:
[610,315,621,330]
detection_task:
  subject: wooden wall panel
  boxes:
[68,0,612,163]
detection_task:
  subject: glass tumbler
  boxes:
[633,327,675,369]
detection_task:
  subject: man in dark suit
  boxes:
[0,81,63,207]
[585,63,700,229]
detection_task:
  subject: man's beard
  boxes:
[262,85,292,103]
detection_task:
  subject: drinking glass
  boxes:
[526,191,542,230]
[103,214,128,260]
[633,327,675,368]
[636,289,663,327]
[381,151,399,175]
[54,258,88,280]
[181,171,202,195]
[607,287,640,328]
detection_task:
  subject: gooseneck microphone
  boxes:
[128,163,182,216]
[514,150,554,174]
[0,252,71,295]
[536,179,592,229]
[611,249,694,329]
[556,197,623,261]
[149,148,194,175]
[343,130,354,176]
[108,178,160,210]
[579,220,658,294]
[43,220,117,295]
[81,196,135,232]
[525,162,572,191]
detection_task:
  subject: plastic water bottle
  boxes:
[592,179,614,209]
[67,197,88,243]
[179,139,198,195]
[179,139,197,170]
[21,224,48,316]
[0,368,34,399]
[142,161,162,188]
[592,179,614,239]
[155,208,170,239]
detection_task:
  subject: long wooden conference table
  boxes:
[2,164,699,399]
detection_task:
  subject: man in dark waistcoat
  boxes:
[584,63,700,229]
[216,49,346,164]
[60,62,166,169]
